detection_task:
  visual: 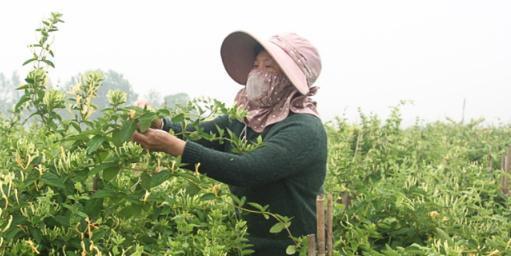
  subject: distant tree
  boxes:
[144,89,163,108]
[99,70,138,107]
[10,72,20,93]
[0,71,22,114]
[64,70,138,119]
[163,93,190,110]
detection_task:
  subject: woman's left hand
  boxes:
[132,128,186,156]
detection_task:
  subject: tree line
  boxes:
[0,69,190,117]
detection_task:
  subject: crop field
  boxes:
[0,13,510,256]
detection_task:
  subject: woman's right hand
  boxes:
[151,118,164,129]
[135,99,164,130]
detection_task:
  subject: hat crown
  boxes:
[269,33,322,87]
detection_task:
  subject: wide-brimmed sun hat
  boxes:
[220,31,321,95]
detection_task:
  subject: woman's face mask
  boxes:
[245,69,290,107]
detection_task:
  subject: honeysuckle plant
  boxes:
[3,12,511,256]
[0,12,303,255]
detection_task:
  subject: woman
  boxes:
[132,31,327,255]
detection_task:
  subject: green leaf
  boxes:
[248,202,267,212]
[200,193,216,201]
[16,84,28,90]
[92,228,107,240]
[42,59,55,68]
[41,171,65,189]
[435,228,451,242]
[171,113,185,123]
[140,172,151,190]
[30,228,43,243]
[231,195,246,207]
[84,198,103,218]
[90,161,116,176]
[52,215,70,227]
[269,222,286,234]
[184,182,201,196]
[102,166,120,182]
[4,226,20,240]
[70,208,88,219]
[119,204,142,218]
[150,170,172,188]
[92,189,114,199]
[87,135,105,154]
[22,57,37,66]
[286,245,296,255]
[241,249,255,256]
[112,120,136,146]
[137,113,156,133]
[70,121,81,132]
[14,95,30,112]
[157,109,170,116]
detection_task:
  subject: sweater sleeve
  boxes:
[162,115,231,151]
[180,117,325,187]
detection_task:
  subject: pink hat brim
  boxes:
[220,31,309,95]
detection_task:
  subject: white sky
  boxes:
[1,0,510,125]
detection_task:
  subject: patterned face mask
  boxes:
[235,72,320,133]
[245,69,291,107]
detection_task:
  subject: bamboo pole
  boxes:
[341,192,351,208]
[316,195,325,256]
[501,147,511,196]
[501,153,505,172]
[326,193,333,256]
[503,154,509,195]
[307,234,317,256]
[92,175,100,192]
[488,146,493,172]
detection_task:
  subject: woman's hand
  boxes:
[132,128,186,156]
[151,118,164,129]
[134,99,164,129]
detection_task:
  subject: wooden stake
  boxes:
[341,191,351,208]
[316,195,325,256]
[307,234,317,256]
[488,146,493,172]
[503,155,508,195]
[506,146,511,196]
[326,193,333,256]
[501,147,511,196]
[92,174,100,192]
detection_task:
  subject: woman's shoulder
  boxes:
[265,113,327,153]
[270,113,326,136]
[281,112,324,127]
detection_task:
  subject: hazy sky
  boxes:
[1,0,510,125]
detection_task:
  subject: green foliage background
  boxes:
[325,107,511,255]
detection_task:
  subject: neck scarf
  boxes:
[234,69,320,133]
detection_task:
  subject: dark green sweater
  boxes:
[163,113,328,255]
